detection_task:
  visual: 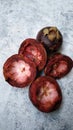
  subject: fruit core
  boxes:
[10,60,31,83]
[37,82,58,104]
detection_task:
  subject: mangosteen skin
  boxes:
[36,27,63,53]
[29,76,62,112]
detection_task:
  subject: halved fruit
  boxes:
[18,38,47,70]
[29,76,62,112]
[3,54,36,88]
[44,53,73,79]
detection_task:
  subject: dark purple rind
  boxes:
[3,54,36,88]
[29,76,62,113]
[44,53,73,79]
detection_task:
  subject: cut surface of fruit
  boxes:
[45,53,73,79]
[29,76,62,112]
[18,38,47,70]
[3,54,36,88]
[10,60,31,83]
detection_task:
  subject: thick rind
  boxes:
[36,26,63,52]
[3,54,36,88]
[29,76,62,112]
[18,38,47,70]
[44,53,73,79]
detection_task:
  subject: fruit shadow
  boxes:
[36,69,44,79]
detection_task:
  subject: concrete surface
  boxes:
[0,0,73,130]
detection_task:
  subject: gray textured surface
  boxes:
[0,0,73,130]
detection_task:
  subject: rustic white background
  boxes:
[0,0,73,130]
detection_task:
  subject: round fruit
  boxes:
[44,53,73,79]
[18,38,47,70]
[36,26,63,52]
[3,54,36,88]
[29,76,62,112]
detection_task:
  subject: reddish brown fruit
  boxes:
[36,27,63,52]
[29,76,62,112]
[3,54,36,88]
[18,38,47,70]
[44,53,73,79]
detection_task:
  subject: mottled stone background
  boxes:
[0,0,73,130]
